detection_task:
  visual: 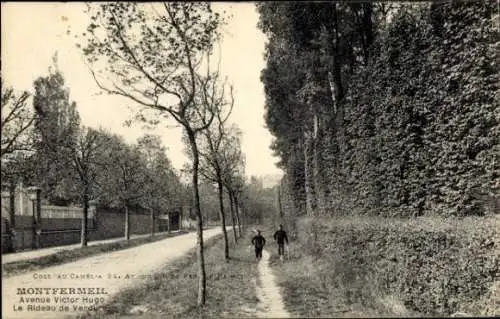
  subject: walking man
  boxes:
[251,230,266,260]
[273,224,289,260]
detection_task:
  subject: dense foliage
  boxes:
[2,65,275,227]
[295,217,499,316]
[258,1,499,217]
[1,64,189,215]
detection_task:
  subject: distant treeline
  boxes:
[1,68,274,224]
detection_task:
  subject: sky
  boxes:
[1,2,283,181]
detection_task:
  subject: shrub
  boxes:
[296,216,499,316]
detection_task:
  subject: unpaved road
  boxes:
[256,250,291,318]
[2,231,178,265]
[2,228,224,319]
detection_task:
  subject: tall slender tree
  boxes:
[80,3,225,305]
[220,126,245,237]
[32,65,81,205]
[194,72,234,260]
[73,126,106,246]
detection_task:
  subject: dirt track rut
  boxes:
[255,250,291,318]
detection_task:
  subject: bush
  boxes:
[296,216,500,316]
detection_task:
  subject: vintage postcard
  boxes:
[2,1,498,318]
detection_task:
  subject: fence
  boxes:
[1,183,185,253]
[1,187,96,252]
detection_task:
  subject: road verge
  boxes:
[82,230,260,318]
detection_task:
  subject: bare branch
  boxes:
[90,67,187,128]
[164,2,197,115]
[109,10,185,103]
[1,85,34,158]
[1,115,35,157]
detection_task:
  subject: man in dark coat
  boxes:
[273,224,288,259]
[251,230,266,260]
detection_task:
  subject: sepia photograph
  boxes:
[1,1,499,318]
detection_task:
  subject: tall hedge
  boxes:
[339,1,499,217]
[260,1,498,217]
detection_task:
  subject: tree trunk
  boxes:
[228,188,238,242]
[304,133,315,216]
[361,3,374,63]
[332,2,345,136]
[187,130,206,307]
[167,211,171,232]
[233,192,242,236]
[34,188,42,249]
[313,114,325,216]
[81,184,89,247]
[124,204,130,240]
[216,175,230,260]
[150,207,155,236]
[237,196,245,232]
[277,185,283,218]
[9,182,16,253]
[313,154,324,216]
[328,3,344,103]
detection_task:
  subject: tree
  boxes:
[257,2,384,217]
[196,179,221,223]
[79,3,225,305]
[241,176,277,225]
[137,134,182,236]
[195,73,234,260]
[32,65,81,205]
[229,173,245,236]
[31,63,108,246]
[99,135,148,240]
[72,127,107,246]
[261,1,499,218]
[219,126,245,238]
[1,80,34,159]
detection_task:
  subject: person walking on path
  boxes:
[273,224,288,260]
[252,230,266,260]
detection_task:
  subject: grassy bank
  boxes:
[81,229,260,318]
[270,216,499,317]
[2,231,189,277]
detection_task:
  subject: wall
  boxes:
[1,208,182,253]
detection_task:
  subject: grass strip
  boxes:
[268,239,402,318]
[82,230,260,318]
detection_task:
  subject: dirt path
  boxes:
[2,228,224,319]
[255,250,291,318]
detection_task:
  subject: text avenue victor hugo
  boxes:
[12,287,108,313]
